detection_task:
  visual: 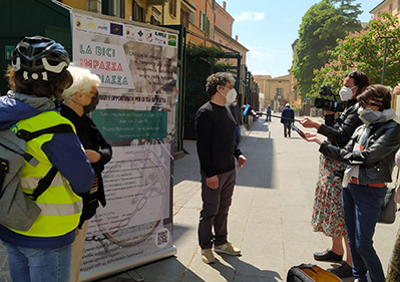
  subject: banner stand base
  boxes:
[79,246,177,282]
[116,268,144,282]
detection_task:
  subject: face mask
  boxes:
[83,94,100,114]
[220,87,237,105]
[357,107,382,126]
[232,102,237,107]
[339,85,356,101]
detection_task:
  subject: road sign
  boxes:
[5,46,13,60]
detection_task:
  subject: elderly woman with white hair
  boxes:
[61,66,112,282]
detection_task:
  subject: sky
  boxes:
[215,0,382,78]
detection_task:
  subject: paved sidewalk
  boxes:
[97,116,400,282]
[0,116,398,282]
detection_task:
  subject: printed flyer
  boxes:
[71,11,178,281]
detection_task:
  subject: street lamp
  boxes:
[378,36,395,85]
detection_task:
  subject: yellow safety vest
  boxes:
[9,111,83,237]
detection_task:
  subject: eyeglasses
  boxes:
[220,85,233,90]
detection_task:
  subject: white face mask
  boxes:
[357,107,383,126]
[220,87,237,104]
[231,102,237,107]
[339,85,357,101]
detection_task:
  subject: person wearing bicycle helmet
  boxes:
[0,36,94,282]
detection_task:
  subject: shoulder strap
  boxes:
[16,124,74,200]
[16,124,74,141]
[0,159,9,196]
[29,166,59,201]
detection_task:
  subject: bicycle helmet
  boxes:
[11,36,70,81]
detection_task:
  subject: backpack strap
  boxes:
[28,166,59,201]
[17,124,75,201]
[15,124,75,166]
[16,124,74,141]
[0,159,9,196]
[0,140,32,162]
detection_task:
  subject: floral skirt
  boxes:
[386,227,400,281]
[311,154,348,237]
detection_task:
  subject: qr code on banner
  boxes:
[156,228,170,248]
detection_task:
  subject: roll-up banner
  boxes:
[71,10,178,281]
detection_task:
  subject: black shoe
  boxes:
[327,262,353,278]
[313,249,343,262]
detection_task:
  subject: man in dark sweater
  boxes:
[195,72,247,264]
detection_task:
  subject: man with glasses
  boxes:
[195,72,247,264]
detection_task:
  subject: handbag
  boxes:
[378,188,397,224]
[379,167,399,224]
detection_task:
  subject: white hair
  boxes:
[62,66,101,102]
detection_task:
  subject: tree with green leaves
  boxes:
[311,12,400,97]
[292,0,362,97]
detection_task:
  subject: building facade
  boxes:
[185,0,216,46]
[289,39,301,106]
[370,0,400,20]
[61,0,165,24]
[213,2,248,65]
[254,74,292,111]
[215,1,232,36]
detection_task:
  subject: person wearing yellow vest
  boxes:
[0,37,95,282]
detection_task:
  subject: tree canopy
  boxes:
[311,12,400,96]
[292,0,362,97]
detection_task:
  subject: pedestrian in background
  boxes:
[281,103,294,138]
[0,36,94,282]
[300,71,369,278]
[229,98,242,146]
[266,104,272,122]
[304,84,400,282]
[61,66,112,282]
[195,72,247,264]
